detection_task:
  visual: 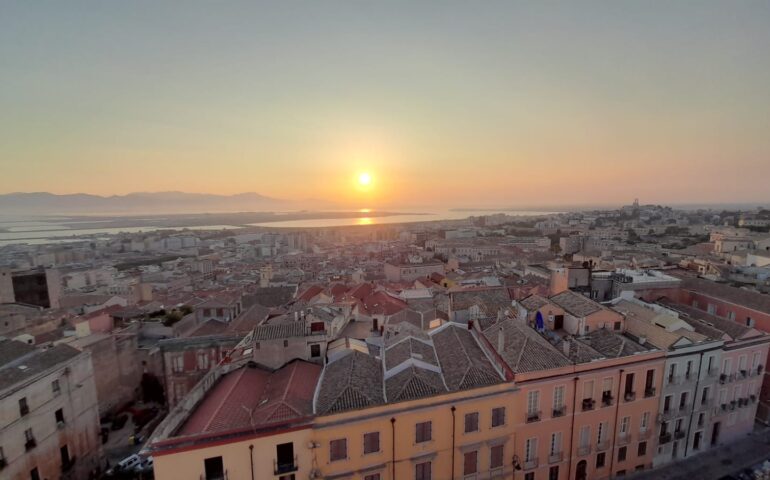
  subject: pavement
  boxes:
[631,425,770,480]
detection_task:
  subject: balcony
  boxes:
[758,365,764,376]
[617,433,632,446]
[548,452,563,464]
[601,393,614,407]
[674,430,686,440]
[729,400,737,411]
[25,438,36,451]
[644,387,656,398]
[719,374,727,384]
[667,375,680,386]
[526,411,542,423]
[577,445,592,457]
[624,391,636,402]
[637,429,652,441]
[740,369,748,379]
[582,398,596,411]
[597,439,610,451]
[523,457,539,470]
[273,456,298,475]
[659,432,672,444]
[552,406,566,418]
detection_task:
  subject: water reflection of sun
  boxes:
[357,217,373,225]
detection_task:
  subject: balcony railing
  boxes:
[526,411,542,423]
[674,430,686,440]
[617,433,632,446]
[548,452,563,464]
[601,393,614,407]
[577,445,592,456]
[582,398,595,411]
[597,439,610,451]
[200,470,228,480]
[273,456,298,475]
[740,369,748,379]
[624,391,637,402]
[637,429,652,441]
[659,432,672,444]
[719,373,728,384]
[552,406,566,418]
[644,387,656,398]
[523,457,539,470]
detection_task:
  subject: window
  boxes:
[525,437,537,462]
[597,422,607,446]
[596,452,606,468]
[549,466,559,480]
[624,373,635,397]
[30,468,40,480]
[618,446,627,462]
[276,442,295,473]
[527,390,540,415]
[55,408,64,424]
[664,395,672,412]
[204,456,224,480]
[679,392,688,410]
[753,352,761,369]
[620,416,630,435]
[701,387,710,405]
[19,397,29,416]
[686,360,693,379]
[525,473,535,480]
[553,385,565,411]
[668,363,677,383]
[24,428,35,450]
[415,421,432,443]
[640,412,650,431]
[52,379,60,396]
[415,461,431,480]
[464,412,479,433]
[364,475,381,480]
[748,317,755,327]
[463,450,478,475]
[614,321,621,331]
[490,444,504,469]
[637,441,647,456]
[491,407,505,427]
[550,432,562,455]
[722,358,732,376]
[728,311,735,321]
[310,344,321,358]
[203,308,212,317]
[172,355,184,373]
[283,340,289,348]
[197,352,209,371]
[363,432,380,454]
[583,380,594,400]
[330,439,347,461]
[579,425,591,447]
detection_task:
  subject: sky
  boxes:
[1,1,769,209]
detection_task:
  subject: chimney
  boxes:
[497,327,505,353]
[562,338,571,357]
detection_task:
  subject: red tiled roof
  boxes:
[178,360,321,436]
[297,285,324,302]
[361,291,408,316]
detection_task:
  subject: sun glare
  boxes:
[358,172,372,186]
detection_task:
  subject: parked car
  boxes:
[134,456,154,473]
[106,454,142,475]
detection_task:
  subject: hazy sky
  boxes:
[1,1,769,208]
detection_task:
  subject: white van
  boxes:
[108,454,142,474]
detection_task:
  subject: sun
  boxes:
[358,172,372,186]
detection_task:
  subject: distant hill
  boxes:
[0,191,316,214]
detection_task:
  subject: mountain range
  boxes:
[0,191,330,215]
